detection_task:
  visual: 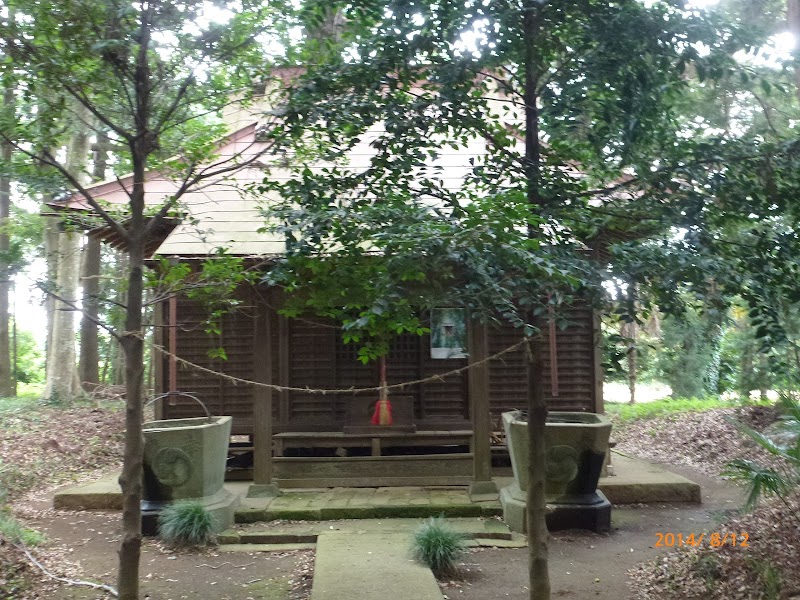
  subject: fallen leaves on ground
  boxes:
[613,405,783,478]
[0,402,124,502]
[1,401,124,599]
[629,495,800,599]
[0,537,33,597]
[290,550,314,599]
[621,405,799,599]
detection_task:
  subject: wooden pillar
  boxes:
[468,320,498,500]
[592,311,605,414]
[278,314,290,425]
[168,294,178,392]
[152,301,164,420]
[248,304,280,498]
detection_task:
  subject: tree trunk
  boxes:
[80,236,102,390]
[117,9,154,597]
[78,128,110,391]
[789,0,800,103]
[624,321,637,404]
[522,1,550,598]
[43,216,60,368]
[739,344,754,400]
[43,105,92,403]
[43,229,81,402]
[93,130,111,181]
[111,252,129,386]
[527,338,550,600]
[117,235,146,600]
[0,77,13,398]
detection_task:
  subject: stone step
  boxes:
[235,502,502,523]
[220,517,515,546]
[218,542,317,552]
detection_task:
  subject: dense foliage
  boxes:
[260,2,800,598]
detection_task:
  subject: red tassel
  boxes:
[370,399,393,425]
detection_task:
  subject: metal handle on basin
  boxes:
[144,391,212,421]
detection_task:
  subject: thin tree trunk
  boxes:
[79,128,110,391]
[789,0,800,103]
[526,338,550,600]
[740,344,754,400]
[625,321,637,404]
[117,237,144,600]
[117,8,154,597]
[111,252,129,386]
[759,355,769,401]
[0,75,13,398]
[80,236,102,390]
[44,216,60,367]
[117,235,145,600]
[93,131,111,181]
[523,0,550,598]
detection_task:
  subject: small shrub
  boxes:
[747,557,782,600]
[691,552,721,589]
[157,501,216,547]
[411,516,466,576]
[0,510,45,546]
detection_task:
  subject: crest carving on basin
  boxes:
[545,445,579,483]
[152,447,193,487]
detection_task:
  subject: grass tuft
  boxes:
[411,516,466,576]
[157,501,216,547]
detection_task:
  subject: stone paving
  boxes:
[53,452,702,515]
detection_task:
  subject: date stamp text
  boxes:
[655,532,750,548]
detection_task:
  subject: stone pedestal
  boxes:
[468,480,500,502]
[500,481,611,534]
[247,483,281,499]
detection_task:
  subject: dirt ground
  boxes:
[11,464,744,600]
[14,494,312,600]
[443,466,745,600]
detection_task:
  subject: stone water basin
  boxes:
[141,415,238,534]
[500,410,612,533]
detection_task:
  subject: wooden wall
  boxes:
[488,305,600,417]
[158,291,257,434]
[281,317,469,431]
[159,290,600,434]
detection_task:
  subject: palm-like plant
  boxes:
[723,395,800,524]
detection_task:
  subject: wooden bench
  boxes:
[273,430,473,457]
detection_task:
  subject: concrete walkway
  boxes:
[217,518,523,600]
[312,531,442,600]
[217,516,524,547]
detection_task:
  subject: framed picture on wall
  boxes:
[430,308,467,359]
